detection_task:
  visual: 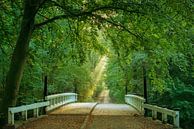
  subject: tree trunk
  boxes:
[0,0,41,123]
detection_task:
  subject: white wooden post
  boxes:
[58,97,60,104]
[162,113,167,123]
[61,96,63,103]
[33,108,39,117]
[8,111,14,125]
[53,98,55,106]
[174,111,179,128]
[62,96,64,103]
[141,101,144,114]
[22,110,27,120]
[75,94,77,101]
[152,110,157,120]
[52,99,54,107]
[25,110,27,120]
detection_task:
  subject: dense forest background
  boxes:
[0,0,193,129]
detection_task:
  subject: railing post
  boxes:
[8,110,14,125]
[33,108,39,117]
[174,111,180,128]
[25,110,27,120]
[53,98,55,106]
[22,110,27,120]
[152,110,157,120]
[162,113,167,123]
[141,100,145,115]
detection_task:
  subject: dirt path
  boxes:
[50,103,97,115]
[97,89,111,103]
[86,103,173,129]
[92,104,139,116]
[87,115,173,129]
[18,115,86,129]
[17,103,174,129]
[92,56,107,85]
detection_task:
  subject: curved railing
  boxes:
[46,92,77,111]
[125,94,145,114]
[125,94,179,128]
[144,104,179,128]
[8,101,49,125]
[8,92,78,125]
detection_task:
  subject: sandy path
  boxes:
[50,103,97,115]
[17,115,86,129]
[17,103,173,129]
[87,115,173,129]
[97,90,111,103]
[92,104,138,116]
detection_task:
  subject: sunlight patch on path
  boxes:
[92,104,139,116]
[85,56,108,99]
[92,56,108,85]
[50,103,97,115]
[97,89,111,103]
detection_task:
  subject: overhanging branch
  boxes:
[91,14,142,39]
[34,12,92,29]
[34,2,145,29]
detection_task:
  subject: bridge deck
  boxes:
[50,103,139,116]
[18,103,173,129]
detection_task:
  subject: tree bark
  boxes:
[0,0,41,123]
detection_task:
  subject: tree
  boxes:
[0,0,144,121]
[1,1,193,127]
[1,0,45,119]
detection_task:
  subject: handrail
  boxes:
[8,92,78,125]
[46,92,77,111]
[144,104,179,128]
[8,101,49,125]
[125,94,180,128]
[125,94,145,114]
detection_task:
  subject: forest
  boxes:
[0,0,193,129]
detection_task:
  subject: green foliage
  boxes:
[149,80,194,129]
[93,83,105,98]
[0,0,193,128]
[106,58,126,103]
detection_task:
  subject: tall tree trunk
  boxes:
[0,0,41,123]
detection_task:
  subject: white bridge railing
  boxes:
[46,93,77,111]
[125,94,145,114]
[144,104,179,128]
[125,94,180,128]
[8,101,49,125]
[8,92,77,125]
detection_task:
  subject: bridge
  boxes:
[7,93,180,129]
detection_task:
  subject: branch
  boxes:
[88,6,145,15]
[92,14,142,39]
[34,2,145,29]
[49,0,145,14]
[34,11,93,28]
